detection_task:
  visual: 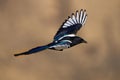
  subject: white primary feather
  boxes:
[76,11,79,23]
[66,20,73,25]
[79,9,83,23]
[64,23,71,26]
[81,10,87,24]
[68,17,75,24]
[62,9,87,28]
[72,14,77,24]
[82,14,87,25]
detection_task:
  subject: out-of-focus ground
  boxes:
[0,0,120,80]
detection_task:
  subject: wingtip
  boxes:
[84,9,86,12]
[80,9,83,11]
[80,9,87,12]
[71,13,74,16]
[67,16,70,19]
[76,10,79,12]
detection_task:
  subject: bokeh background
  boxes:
[0,0,120,80]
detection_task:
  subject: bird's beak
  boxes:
[83,40,87,43]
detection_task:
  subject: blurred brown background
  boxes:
[0,0,120,80]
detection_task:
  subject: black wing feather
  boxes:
[54,9,87,40]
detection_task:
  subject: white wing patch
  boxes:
[58,34,75,41]
[62,9,87,28]
[55,34,75,43]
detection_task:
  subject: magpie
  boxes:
[14,9,87,56]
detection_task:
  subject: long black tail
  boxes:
[14,43,54,57]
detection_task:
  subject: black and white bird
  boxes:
[14,9,87,56]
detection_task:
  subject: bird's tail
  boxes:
[14,43,54,57]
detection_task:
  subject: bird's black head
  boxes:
[69,36,87,47]
[73,36,87,44]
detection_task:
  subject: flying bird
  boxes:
[14,9,87,56]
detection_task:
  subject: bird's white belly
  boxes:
[50,44,70,50]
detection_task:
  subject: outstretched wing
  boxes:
[54,9,87,41]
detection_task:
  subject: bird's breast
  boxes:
[50,44,70,50]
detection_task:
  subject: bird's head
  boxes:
[68,36,87,47]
